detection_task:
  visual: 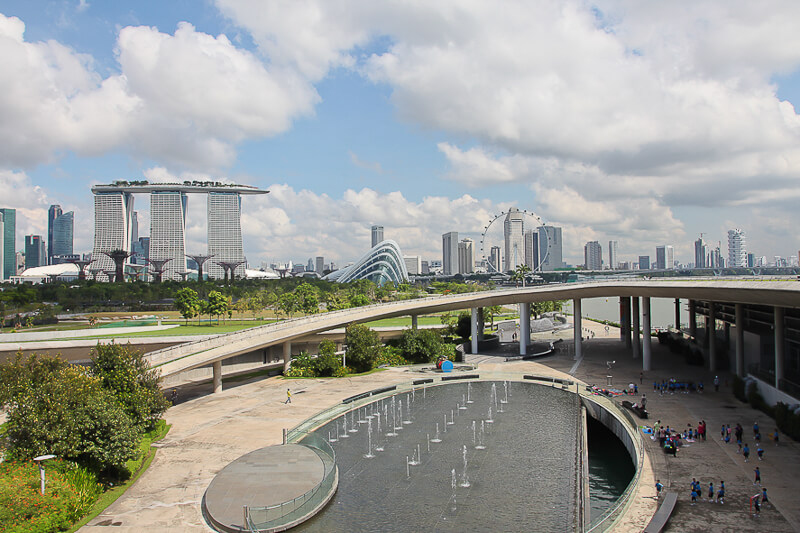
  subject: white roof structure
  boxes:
[11,263,80,284]
[245,269,280,279]
[325,240,408,286]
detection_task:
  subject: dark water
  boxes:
[586,416,636,521]
[296,381,579,532]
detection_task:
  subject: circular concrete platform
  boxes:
[203,444,325,533]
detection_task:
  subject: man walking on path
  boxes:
[285,388,292,404]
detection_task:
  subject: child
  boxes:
[655,480,663,499]
[753,495,761,517]
[743,443,750,462]
[773,428,780,446]
[761,487,769,507]
[708,482,714,503]
[754,466,761,485]
[757,444,764,461]
[717,482,725,504]
[691,486,698,505]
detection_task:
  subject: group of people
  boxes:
[685,478,725,505]
[652,419,707,456]
[721,421,776,462]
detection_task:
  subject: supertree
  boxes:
[102,250,133,283]
[215,260,246,283]
[145,258,173,283]
[69,259,93,281]
[186,254,215,282]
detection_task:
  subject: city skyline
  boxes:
[1,2,799,268]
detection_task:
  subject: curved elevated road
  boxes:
[147,278,800,379]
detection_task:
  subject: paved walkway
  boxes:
[81,318,800,532]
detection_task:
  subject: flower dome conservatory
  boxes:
[324,240,408,286]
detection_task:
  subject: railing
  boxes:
[245,432,336,532]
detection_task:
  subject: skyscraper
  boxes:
[503,208,524,272]
[655,245,674,269]
[0,212,4,279]
[403,255,421,275]
[584,241,602,270]
[316,256,324,274]
[207,192,246,279]
[538,225,563,271]
[524,230,539,270]
[638,256,650,270]
[489,245,501,273]
[371,225,384,248]
[458,238,475,274]
[727,228,746,267]
[442,231,458,275]
[694,237,708,268]
[130,211,139,253]
[47,204,62,265]
[51,211,74,259]
[25,235,46,268]
[608,240,618,270]
[92,192,135,278]
[150,191,187,281]
[0,208,15,280]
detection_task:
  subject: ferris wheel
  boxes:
[480,208,551,274]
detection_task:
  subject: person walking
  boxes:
[655,480,663,499]
[717,481,725,504]
[757,444,764,461]
[761,487,769,507]
[713,375,720,391]
[753,494,761,517]
[773,428,780,446]
[743,443,750,462]
[285,388,292,404]
[754,466,761,485]
[707,482,714,503]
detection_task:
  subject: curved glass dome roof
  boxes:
[325,240,408,286]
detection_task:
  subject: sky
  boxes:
[2,0,800,268]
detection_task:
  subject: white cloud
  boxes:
[0,15,318,169]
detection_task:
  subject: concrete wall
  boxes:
[581,397,639,469]
[747,375,799,406]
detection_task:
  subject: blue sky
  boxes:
[1,1,800,268]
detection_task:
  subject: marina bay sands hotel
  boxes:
[92,181,267,280]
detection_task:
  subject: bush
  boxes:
[396,329,448,364]
[747,382,773,417]
[312,340,342,377]
[344,324,382,373]
[375,347,409,367]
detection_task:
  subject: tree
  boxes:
[0,353,138,475]
[344,324,382,373]
[277,292,299,318]
[90,343,169,431]
[397,329,448,364]
[206,291,229,324]
[349,293,370,308]
[485,305,503,328]
[313,339,342,377]
[455,312,472,339]
[294,283,319,315]
[324,291,348,312]
[512,264,532,287]
[174,287,200,324]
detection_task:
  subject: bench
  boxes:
[644,492,677,533]
[621,400,649,419]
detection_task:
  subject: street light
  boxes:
[33,454,56,495]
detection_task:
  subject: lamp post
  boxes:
[33,454,56,495]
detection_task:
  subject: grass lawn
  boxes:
[364,315,445,327]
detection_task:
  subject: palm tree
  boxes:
[512,264,532,287]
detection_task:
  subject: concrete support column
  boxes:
[775,306,785,390]
[632,297,641,360]
[619,297,631,347]
[477,307,485,341]
[708,302,716,371]
[411,314,418,330]
[519,302,530,355]
[674,298,681,331]
[283,341,292,373]
[642,297,651,371]
[735,303,744,377]
[212,360,222,394]
[573,298,582,360]
[471,307,479,355]
[689,300,697,338]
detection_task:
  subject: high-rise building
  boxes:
[747,253,756,268]
[442,231,458,275]
[458,238,475,274]
[92,192,135,278]
[727,228,746,268]
[489,245,502,273]
[150,191,187,281]
[0,212,3,279]
[538,225,563,271]
[51,211,73,259]
[47,205,62,265]
[638,256,650,270]
[694,237,708,268]
[608,240,618,270]
[0,208,15,280]
[524,230,539,270]
[655,245,674,270]
[403,255,421,275]
[584,241,602,270]
[316,256,324,274]
[130,211,139,254]
[371,225,384,248]
[503,208,524,272]
[207,192,246,279]
[25,235,46,268]
[421,260,430,275]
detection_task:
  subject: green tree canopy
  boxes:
[396,329,450,364]
[294,283,319,314]
[174,287,201,324]
[206,291,229,323]
[344,324,382,373]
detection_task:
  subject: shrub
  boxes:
[344,324,382,373]
[312,340,342,377]
[375,347,409,367]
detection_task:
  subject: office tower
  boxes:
[25,235,46,268]
[130,211,139,253]
[92,192,135,277]
[149,191,187,281]
[442,231,458,275]
[538,225,563,271]
[584,241,602,270]
[458,238,475,274]
[51,211,74,259]
[638,256,650,270]
[316,256,324,274]
[727,228,746,267]
[133,237,150,265]
[404,255,421,275]
[421,260,430,274]
[207,192,246,279]
[503,208,524,272]
[694,237,708,268]
[47,205,62,264]
[608,240,618,270]
[0,208,15,279]
[747,253,755,268]
[655,245,673,269]
[489,245,501,273]
[371,225,384,248]
[524,230,539,270]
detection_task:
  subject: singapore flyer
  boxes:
[479,208,551,274]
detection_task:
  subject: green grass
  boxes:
[58,320,278,340]
[364,316,445,327]
[66,420,171,533]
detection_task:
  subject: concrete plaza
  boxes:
[81,319,800,532]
